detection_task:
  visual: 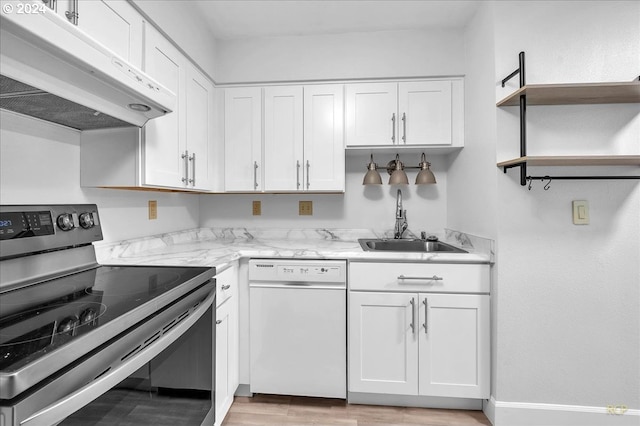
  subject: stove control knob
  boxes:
[58,316,78,334]
[79,212,95,229]
[80,308,97,324]
[57,214,75,231]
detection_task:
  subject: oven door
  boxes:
[1,280,216,426]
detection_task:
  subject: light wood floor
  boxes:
[222,394,492,426]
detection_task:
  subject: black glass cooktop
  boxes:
[0,265,213,372]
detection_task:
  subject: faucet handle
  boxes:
[421,231,427,240]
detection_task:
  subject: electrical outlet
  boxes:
[572,200,589,225]
[299,201,313,216]
[252,200,262,216]
[148,200,158,220]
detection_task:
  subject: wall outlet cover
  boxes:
[299,201,313,216]
[148,200,158,220]
[252,200,262,216]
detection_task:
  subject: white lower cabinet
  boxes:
[348,262,490,400]
[349,291,419,395]
[215,264,239,426]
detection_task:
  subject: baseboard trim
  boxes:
[348,392,483,410]
[234,383,253,397]
[487,396,639,426]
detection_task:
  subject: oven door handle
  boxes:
[20,286,216,426]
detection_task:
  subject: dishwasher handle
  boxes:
[249,282,346,290]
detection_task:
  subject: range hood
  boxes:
[0,1,175,130]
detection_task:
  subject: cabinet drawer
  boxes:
[349,262,489,293]
[216,264,238,307]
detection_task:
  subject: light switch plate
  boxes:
[572,200,589,225]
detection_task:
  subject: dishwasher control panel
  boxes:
[249,260,346,283]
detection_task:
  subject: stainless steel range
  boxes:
[0,204,216,426]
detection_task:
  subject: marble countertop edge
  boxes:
[95,227,494,270]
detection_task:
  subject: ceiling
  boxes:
[190,1,480,40]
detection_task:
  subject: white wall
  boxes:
[214,28,464,83]
[200,152,448,234]
[449,2,498,240]
[491,0,639,422]
[0,111,200,243]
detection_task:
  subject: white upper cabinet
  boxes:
[264,86,304,191]
[346,79,463,148]
[398,81,452,146]
[303,85,345,192]
[185,65,215,190]
[224,87,263,192]
[143,23,186,188]
[345,83,398,146]
[225,84,345,193]
[80,16,215,191]
[75,0,143,68]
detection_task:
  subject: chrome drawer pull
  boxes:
[221,284,231,290]
[422,298,428,334]
[409,297,416,335]
[397,275,443,281]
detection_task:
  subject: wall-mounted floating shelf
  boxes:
[497,51,640,188]
[497,82,640,106]
[497,155,640,168]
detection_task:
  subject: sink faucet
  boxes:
[394,189,408,239]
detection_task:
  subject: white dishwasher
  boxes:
[249,259,347,399]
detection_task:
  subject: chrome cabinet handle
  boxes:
[391,113,396,143]
[65,0,78,25]
[188,152,196,186]
[181,151,189,184]
[42,0,57,11]
[221,284,231,290]
[253,161,259,190]
[398,275,443,281]
[306,160,310,189]
[296,160,301,189]
[422,298,428,334]
[409,298,416,335]
[401,112,406,144]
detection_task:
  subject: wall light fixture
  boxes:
[362,153,436,185]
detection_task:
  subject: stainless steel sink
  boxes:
[358,238,468,254]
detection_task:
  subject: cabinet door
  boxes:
[303,85,345,191]
[263,86,303,191]
[398,81,452,146]
[418,294,490,398]
[76,0,143,68]
[143,23,187,188]
[185,64,214,190]
[216,299,234,423]
[224,88,262,191]
[345,83,398,146]
[349,291,418,395]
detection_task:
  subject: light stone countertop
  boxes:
[95,228,494,271]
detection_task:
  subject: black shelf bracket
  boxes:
[499,51,640,188]
[500,51,528,186]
